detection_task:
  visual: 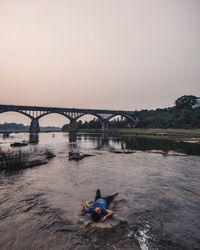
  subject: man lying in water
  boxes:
[83,189,118,222]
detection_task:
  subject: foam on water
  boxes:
[134,224,157,250]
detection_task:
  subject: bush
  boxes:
[44,149,56,159]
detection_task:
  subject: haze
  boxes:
[0,0,200,126]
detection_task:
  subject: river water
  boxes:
[0,132,200,250]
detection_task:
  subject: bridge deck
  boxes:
[0,104,135,115]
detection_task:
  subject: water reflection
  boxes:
[29,133,39,144]
[69,131,77,143]
[120,136,200,155]
[68,132,78,155]
[1,132,198,156]
[2,133,10,139]
[75,133,200,155]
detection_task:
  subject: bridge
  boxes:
[0,104,138,133]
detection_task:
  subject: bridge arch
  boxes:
[0,110,33,119]
[38,112,73,132]
[107,113,135,122]
[107,113,138,127]
[74,113,105,122]
[37,111,72,121]
[74,113,108,130]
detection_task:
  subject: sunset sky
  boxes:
[0,0,199,126]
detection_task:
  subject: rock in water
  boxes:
[10,142,28,147]
[68,152,94,161]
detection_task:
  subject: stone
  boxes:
[68,152,94,161]
[10,142,28,147]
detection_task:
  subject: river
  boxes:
[0,132,200,250]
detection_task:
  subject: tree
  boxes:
[175,95,197,109]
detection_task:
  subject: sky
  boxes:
[0,0,200,126]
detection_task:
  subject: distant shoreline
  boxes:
[0,130,61,133]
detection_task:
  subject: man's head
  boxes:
[94,207,101,214]
[92,211,101,222]
[91,207,101,222]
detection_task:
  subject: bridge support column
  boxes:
[29,118,40,133]
[69,131,77,143]
[69,120,78,132]
[29,133,39,144]
[102,120,109,130]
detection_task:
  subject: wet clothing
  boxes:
[86,198,108,215]
[86,190,114,215]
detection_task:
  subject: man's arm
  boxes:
[83,202,88,213]
[101,209,114,222]
[83,203,92,214]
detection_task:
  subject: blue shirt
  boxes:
[86,198,108,215]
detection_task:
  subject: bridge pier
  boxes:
[102,120,109,130]
[69,120,78,132]
[29,118,40,133]
[29,133,39,144]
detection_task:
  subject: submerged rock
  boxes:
[79,213,126,229]
[24,152,48,168]
[24,158,48,168]
[68,152,94,161]
[10,142,28,147]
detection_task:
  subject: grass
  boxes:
[0,148,27,170]
[0,147,56,171]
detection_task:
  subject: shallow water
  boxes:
[0,132,200,250]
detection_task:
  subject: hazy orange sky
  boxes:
[0,0,199,126]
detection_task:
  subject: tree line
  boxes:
[62,95,200,130]
[135,95,200,129]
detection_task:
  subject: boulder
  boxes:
[24,154,48,168]
[10,142,28,147]
[68,152,94,161]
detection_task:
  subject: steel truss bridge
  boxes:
[0,104,138,133]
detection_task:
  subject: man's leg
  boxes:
[95,189,101,201]
[104,192,118,206]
